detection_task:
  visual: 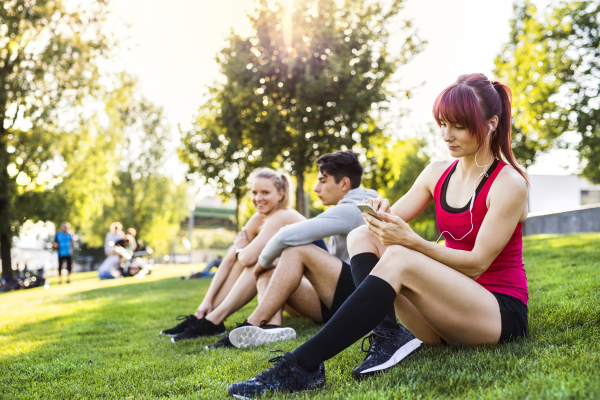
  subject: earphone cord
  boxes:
[435,142,494,244]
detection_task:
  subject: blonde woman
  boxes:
[161,169,324,347]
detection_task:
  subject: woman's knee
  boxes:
[373,245,416,275]
[348,226,378,256]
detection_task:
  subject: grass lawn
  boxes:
[1,233,599,399]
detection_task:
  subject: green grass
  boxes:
[1,234,599,399]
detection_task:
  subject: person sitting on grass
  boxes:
[225,151,378,349]
[160,168,320,346]
[227,73,529,398]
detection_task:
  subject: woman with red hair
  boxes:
[227,73,530,398]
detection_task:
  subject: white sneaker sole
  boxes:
[229,326,296,349]
[360,338,423,374]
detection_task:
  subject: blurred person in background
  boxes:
[104,222,124,257]
[125,228,137,251]
[52,222,75,284]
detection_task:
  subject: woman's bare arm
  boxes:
[199,213,267,307]
[237,209,304,268]
[364,167,528,279]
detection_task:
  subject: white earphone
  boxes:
[436,123,495,243]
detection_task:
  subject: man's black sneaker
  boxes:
[229,320,296,349]
[351,324,423,380]
[206,334,234,350]
[160,315,197,337]
[171,317,226,343]
[228,351,325,399]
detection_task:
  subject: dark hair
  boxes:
[315,151,364,189]
[432,73,527,183]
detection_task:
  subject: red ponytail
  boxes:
[491,81,527,183]
[433,73,528,184]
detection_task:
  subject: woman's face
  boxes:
[440,120,480,158]
[251,178,283,215]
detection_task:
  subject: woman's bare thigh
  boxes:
[372,245,502,346]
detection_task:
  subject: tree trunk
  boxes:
[295,172,309,218]
[0,116,13,279]
[0,234,12,279]
[235,190,241,232]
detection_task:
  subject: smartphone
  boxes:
[357,204,383,220]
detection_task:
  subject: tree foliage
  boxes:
[363,135,438,240]
[180,0,424,216]
[86,76,188,255]
[494,0,600,181]
[0,0,115,277]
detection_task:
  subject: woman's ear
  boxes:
[489,115,499,132]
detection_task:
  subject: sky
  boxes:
[109,0,578,178]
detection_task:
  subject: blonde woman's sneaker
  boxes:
[171,317,225,343]
[160,314,197,337]
[229,320,296,349]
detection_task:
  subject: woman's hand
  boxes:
[363,211,418,247]
[253,264,267,283]
[364,196,391,213]
[234,229,250,249]
[196,299,213,318]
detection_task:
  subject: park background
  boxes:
[1,0,599,398]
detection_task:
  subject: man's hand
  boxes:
[234,228,250,250]
[253,263,267,283]
[363,212,417,247]
[363,196,391,213]
[196,300,213,318]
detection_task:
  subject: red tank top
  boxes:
[434,160,528,305]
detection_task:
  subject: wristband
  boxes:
[235,247,245,259]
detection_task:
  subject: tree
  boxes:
[0,0,115,278]
[88,76,188,255]
[494,0,600,180]
[180,0,424,216]
[362,134,438,240]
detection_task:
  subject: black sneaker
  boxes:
[160,315,197,337]
[229,320,296,349]
[351,324,423,380]
[206,334,234,350]
[228,351,325,398]
[171,317,226,343]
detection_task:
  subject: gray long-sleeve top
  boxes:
[258,187,379,268]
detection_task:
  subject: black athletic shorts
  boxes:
[440,292,527,345]
[320,261,355,323]
[492,292,528,342]
[58,255,73,273]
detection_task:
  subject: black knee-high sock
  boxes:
[292,275,397,372]
[350,253,398,330]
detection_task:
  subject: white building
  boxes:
[528,175,600,214]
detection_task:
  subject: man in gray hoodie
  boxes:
[226,151,378,348]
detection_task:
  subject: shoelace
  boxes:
[256,350,291,382]
[176,315,192,321]
[361,329,392,355]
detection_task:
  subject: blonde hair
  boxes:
[110,222,122,233]
[250,168,291,216]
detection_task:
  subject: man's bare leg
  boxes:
[246,245,342,326]
[256,269,321,325]
[255,269,284,325]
